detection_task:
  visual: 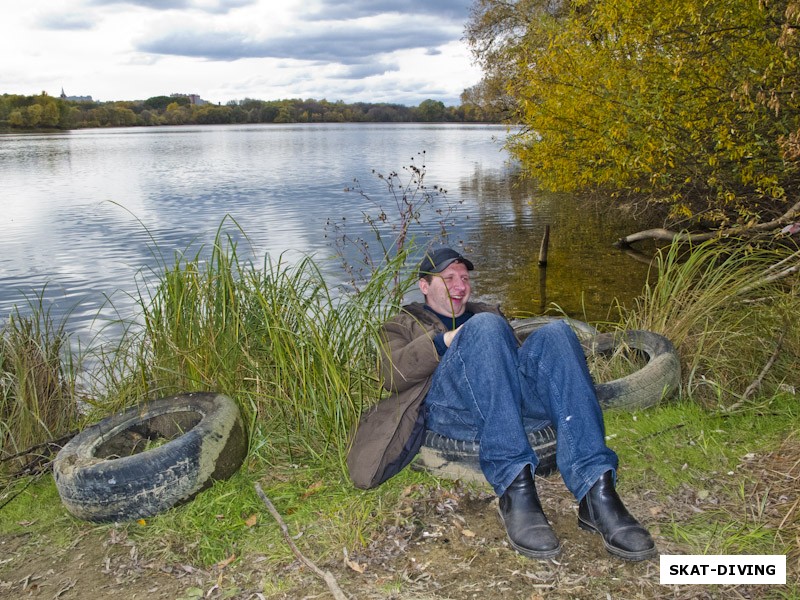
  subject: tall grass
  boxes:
[93,223,418,473]
[0,298,78,470]
[617,238,800,406]
[2,219,799,580]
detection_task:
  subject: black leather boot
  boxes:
[578,471,657,561]
[498,465,561,559]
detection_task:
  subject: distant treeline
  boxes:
[0,92,503,130]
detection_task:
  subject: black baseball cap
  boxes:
[418,247,474,278]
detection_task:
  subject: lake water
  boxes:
[1,123,652,347]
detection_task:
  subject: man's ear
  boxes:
[418,278,429,296]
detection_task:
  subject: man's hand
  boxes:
[443,324,464,347]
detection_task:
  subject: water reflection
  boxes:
[0,124,652,349]
[455,170,654,320]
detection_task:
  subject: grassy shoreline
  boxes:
[1,231,798,598]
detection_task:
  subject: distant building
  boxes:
[60,88,93,102]
[170,93,206,106]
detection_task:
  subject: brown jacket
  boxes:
[347,301,502,489]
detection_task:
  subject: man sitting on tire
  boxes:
[347,246,656,561]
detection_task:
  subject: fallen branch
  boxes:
[254,483,349,600]
[764,247,800,275]
[726,330,785,412]
[1,431,77,481]
[0,431,76,464]
[733,248,800,296]
[614,199,800,248]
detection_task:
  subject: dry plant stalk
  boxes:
[726,330,785,412]
[254,483,349,600]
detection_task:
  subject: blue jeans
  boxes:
[423,313,618,500]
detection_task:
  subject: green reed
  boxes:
[0,298,78,469]
[94,223,416,473]
[617,238,799,406]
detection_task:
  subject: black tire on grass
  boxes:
[53,392,247,522]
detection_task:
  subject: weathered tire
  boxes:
[511,316,599,341]
[587,329,682,410]
[512,319,681,410]
[53,392,247,522]
[415,318,681,483]
[416,426,558,484]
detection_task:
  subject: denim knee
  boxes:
[534,320,574,342]
[461,312,515,342]
[466,311,507,329]
[520,320,582,358]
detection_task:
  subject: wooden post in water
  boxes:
[538,225,550,312]
[539,265,547,313]
[538,225,550,267]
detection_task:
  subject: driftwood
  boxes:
[254,483,349,600]
[614,199,800,248]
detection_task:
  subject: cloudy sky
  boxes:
[1,0,483,106]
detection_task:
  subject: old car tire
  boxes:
[512,319,681,409]
[511,316,599,340]
[416,426,558,484]
[415,318,680,483]
[53,392,247,522]
[586,329,682,409]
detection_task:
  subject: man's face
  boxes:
[419,261,472,317]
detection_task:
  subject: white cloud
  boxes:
[1,0,481,105]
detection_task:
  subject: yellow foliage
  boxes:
[477,0,800,226]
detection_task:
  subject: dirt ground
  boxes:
[1,441,797,600]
